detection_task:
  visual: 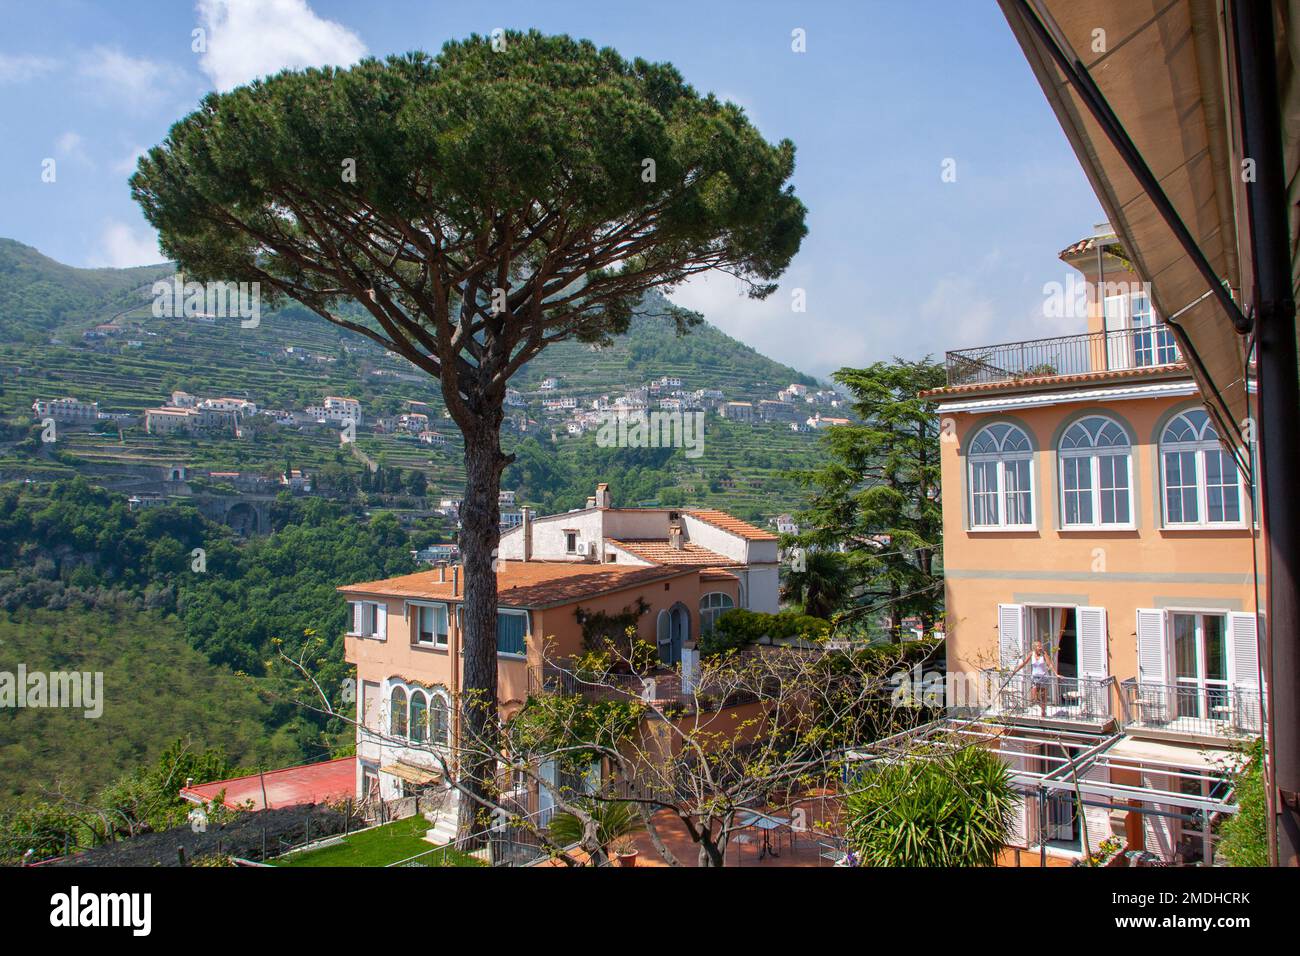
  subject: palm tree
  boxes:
[842,746,1017,866]
[547,800,646,865]
[781,549,855,619]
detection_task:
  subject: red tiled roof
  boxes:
[340,560,692,608]
[920,362,1190,399]
[607,539,742,567]
[180,757,355,811]
[686,509,778,540]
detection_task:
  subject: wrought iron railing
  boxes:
[984,670,1113,723]
[945,327,1183,387]
[1119,680,1263,738]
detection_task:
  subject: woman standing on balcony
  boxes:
[1011,640,1058,716]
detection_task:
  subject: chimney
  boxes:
[586,496,597,509]
[521,506,533,562]
[595,483,611,509]
[452,564,460,596]
[668,521,684,550]
[438,564,446,583]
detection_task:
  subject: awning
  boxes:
[381,762,443,786]
[996,0,1300,447]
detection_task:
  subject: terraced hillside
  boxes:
[0,240,831,519]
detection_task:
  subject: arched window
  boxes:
[430,695,449,745]
[389,686,408,738]
[968,422,1034,528]
[408,690,427,743]
[1058,416,1133,527]
[699,592,735,634]
[1160,410,1246,526]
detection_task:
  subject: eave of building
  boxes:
[926,376,1201,414]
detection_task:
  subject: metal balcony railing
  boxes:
[945,326,1183,387]
[984,670,1114,723]
[1119,680,1263,739]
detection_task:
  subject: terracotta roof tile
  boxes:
[920,362,1190,400]
[607,539,743,567]
[685,509,778,540]
[340,560,691,608]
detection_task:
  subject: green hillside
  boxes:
[0,239,829,519]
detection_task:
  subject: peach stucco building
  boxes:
[923,226,1263,865]
[337,493,778,833]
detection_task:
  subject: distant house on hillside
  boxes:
[32,397,99,424]
[719,401,754,422]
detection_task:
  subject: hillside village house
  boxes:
[32,397,99,423]
[338,497,771,825]
[921,225,1261,864]
[496,484,780,613]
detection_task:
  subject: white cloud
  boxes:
[113,145,148,177]
[77,47,185,111]
[54,131,93,167]
[0,53,58,84]
[90,222,164,269]
[196,0,367,92]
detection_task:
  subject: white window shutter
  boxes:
[1082,762,1113,855]
[1141,773,1174,860]
[1002,737,1031,848]
[350,601,361,635]
[998,604,1025,670]
[1077,606,1108,678]
[1227,612,1260,690]
[375,603,388,640]
[1135,609,1167,684]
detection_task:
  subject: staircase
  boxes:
[423,791,460,846]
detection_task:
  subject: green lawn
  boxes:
[273,815,485,868]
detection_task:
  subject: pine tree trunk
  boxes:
[455,418,507,848]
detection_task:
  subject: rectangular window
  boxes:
[1163,451,1199,524]
[1062,457,1092,525]
[970,461,1000,527]
[564,531,578,554]
[497,611,528,656]
[1003,459,1033,526]
[416,604,449,647]
[1097,454,1130,524]
[1204,449,1241,524]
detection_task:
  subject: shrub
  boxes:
[843,745,1017,867]
[700,608,831,655]
[1218,740,1267,867]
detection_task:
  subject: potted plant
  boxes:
[612,835,640,867]
[548,799,646,866]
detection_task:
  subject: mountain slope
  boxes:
[0,239,172,340]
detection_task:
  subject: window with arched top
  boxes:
[430,695,449,745]
[968,422,1035,529]
[699,592,735,634]
[1160,409,1247,526]
[408,690,427,743]
[389,686,408,738]
[1058,416,1133,528]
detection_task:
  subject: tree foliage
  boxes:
[793,359,945,638]
[843,745,1017,867]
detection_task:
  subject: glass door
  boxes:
[1171,612,1229,721]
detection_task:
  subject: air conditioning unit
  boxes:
[575,541,589,556]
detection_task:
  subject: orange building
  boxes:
[922,225,1262,865]
[340,542,747,833]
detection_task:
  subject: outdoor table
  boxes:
[736,812,790,860]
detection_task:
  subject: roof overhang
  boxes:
[997,0,1299,449]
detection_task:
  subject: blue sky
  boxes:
[0,0,1105,377]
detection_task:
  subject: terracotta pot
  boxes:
[616,849,639,867]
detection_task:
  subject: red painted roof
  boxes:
[685,509,778,541]
[179,756,356,811]
[607,539,742,567]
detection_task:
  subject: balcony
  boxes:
[1119,679,1262,743]
[945,327,1183,388]
[981,670,1116,732]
